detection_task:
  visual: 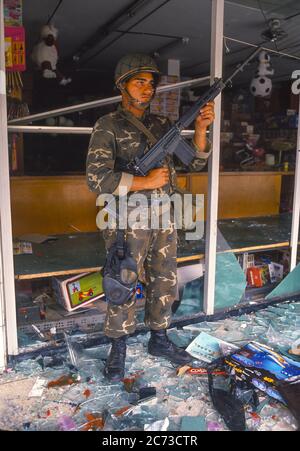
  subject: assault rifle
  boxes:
[127,46,262,176]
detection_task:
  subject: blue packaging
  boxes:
[225,341,300,403]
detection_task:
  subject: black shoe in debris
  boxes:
[103,335,127,381]
[148,329,192,365]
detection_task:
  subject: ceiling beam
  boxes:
[69,0,153,63]
[80,0,172,66]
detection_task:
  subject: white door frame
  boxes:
[290,94,300,270]
[203,0,224,315]
[0,0,18,369]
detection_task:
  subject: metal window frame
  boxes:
[7,125,197,136]
[8,75,210,125]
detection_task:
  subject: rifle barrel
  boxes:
[224,46,262,87]
[129,46,263,176]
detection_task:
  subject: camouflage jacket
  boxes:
[86,104,211,198]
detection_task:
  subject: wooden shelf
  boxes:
[14,214,295,280]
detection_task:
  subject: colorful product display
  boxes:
[247,266,269,287]
[4,26,26,71]
[4,0,22,26]
[225,341,300,403]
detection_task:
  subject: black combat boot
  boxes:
[103,335,127,381]
[148,329,192,365]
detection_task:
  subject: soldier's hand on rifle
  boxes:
[130,168,169,191]
[195,101,215,131]
[193,101,215,152]
[146,168,169,189]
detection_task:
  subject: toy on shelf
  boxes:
[31,24,71,86]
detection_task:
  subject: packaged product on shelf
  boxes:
[52,272,104,312]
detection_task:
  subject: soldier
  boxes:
[86,54,215,381]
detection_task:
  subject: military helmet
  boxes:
[114,53,161,89]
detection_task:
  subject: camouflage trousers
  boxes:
[102,215,177,338]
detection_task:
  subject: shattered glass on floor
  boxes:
[1,300,300,431]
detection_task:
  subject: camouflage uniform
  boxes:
[86,105,211,338]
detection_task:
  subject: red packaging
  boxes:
[247,267,263,287]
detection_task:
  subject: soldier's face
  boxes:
[125,72,156,107]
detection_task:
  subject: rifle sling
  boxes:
[119,111,158,149]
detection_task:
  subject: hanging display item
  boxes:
[4,0,22,27]
[4,26,26,72]
[31,24,72,85]
[250,50,274,98]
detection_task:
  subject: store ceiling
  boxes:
[22,0,300,85]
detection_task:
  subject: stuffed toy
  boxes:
[250,50,274,97]
[31,24,71,86]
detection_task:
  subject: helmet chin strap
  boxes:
[120,85,156,110]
